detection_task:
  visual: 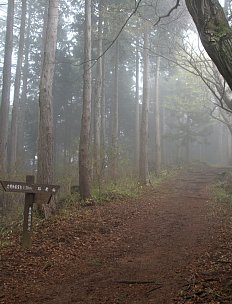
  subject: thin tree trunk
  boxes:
[139,26,149,185]
[135,39,140,174]
[162,107,167,166]
[63,102,70,173]
[79,0,92,201]
[8,0,27,175]
[0,0,14,174]
[229,130,232,164]
[101,7,108,178]
[185,141,190,163]
[17,6,31,171]
[36,0,59,216]
[101,52,106,174]
[154,56,161,174]
[110,39,119,182]
[185,116,191,163]
[93,0,103,181]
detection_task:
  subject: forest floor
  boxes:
[1,164,232,304]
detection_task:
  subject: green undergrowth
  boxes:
[0,205,24,248]
[213,187,232,205]
[149,167,180,187]
[212,171,232,205]
[92,177,141,204]
[62,167,180,206]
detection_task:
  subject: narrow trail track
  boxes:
[1,164,232,304]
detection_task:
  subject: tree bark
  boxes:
[100,6,108,179]
[8,0,27,175]
[93,0,103,181]
[110,39,119,182]
[101,53,106,172]
[0,0,14,173]
[79,0,92,200]
[139,26,149,185]
[135,39,140,174]
[185,0,232,97]
[36,0,58,216]
[154,56,161,174]
[17,5,31,171]
[37,0,58,184]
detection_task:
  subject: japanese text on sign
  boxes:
[0,180,60,194]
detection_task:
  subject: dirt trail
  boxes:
[1,165,232,304]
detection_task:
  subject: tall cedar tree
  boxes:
[139,26,149,184]
[79,0,92,200]
[37,0,59,214]
[17,6,31,168]
[154,56,161,173]
[110,39,119,182]
[135,39,140,173]
[0,0,14,173]
[93,0,103,181]
[9,0,27,174]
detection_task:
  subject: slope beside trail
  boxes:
[1,165,232,304]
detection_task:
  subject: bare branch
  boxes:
[209,106,232,129]
[153,0,181,26]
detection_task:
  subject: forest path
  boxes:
[1,164,232,304]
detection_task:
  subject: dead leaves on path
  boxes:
[2,166,232,303]
[176,212,232,304]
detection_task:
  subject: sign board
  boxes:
[0,176,60,249]
[0,180,60,194]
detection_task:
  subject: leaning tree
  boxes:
[185,0,232,98]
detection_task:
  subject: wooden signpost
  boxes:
[0,175,60,249]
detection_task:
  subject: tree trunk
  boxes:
[185,0,232,97]
[185,116,191,163]
[110,39,119,182]
[101,53,106,172]
[63,101,71,173]
[79,0,92,201]
[135,39,140,174]
[17,6,31,172]
[139,26,149,185]
[36,0,59,215]
[100,8,108,179]
[0,0,14,174]
[154,56,161,174]
[93,0,103,182]
[8,0,27,175]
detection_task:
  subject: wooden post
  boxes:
[0,176,59,248]
[22,175,35,249]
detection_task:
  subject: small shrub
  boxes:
[58,193,81,209]
[149,167,180,186]
[92,177,141,204]
[213,185,232,205]
[212,171,232,205]
[0,209,23,248]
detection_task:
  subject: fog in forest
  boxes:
[3,2,232,302]
[0,0,232,210]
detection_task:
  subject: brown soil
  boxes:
[1,164,232,304]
